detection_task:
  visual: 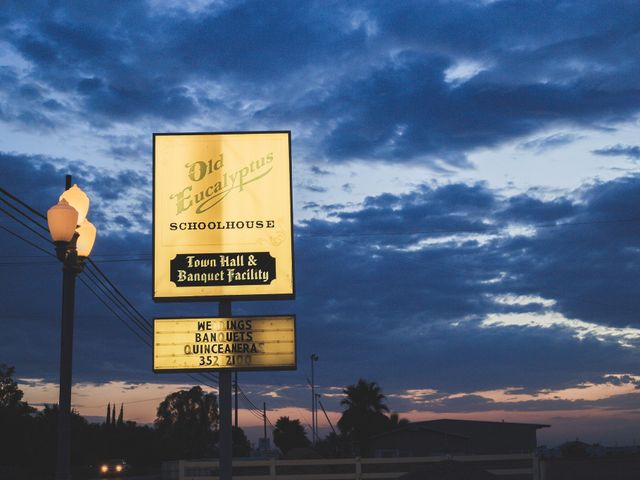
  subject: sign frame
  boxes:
[152,131,295,302]
[152,314,297,374]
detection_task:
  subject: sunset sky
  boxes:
[2,0,640,446]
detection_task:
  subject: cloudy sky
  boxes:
[2,0,640,446]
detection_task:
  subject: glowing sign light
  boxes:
[153,131,294,301]
[153,316,296,372]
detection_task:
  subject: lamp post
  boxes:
[315,393,321,444]
[47,176,96,480]
[310,353,318,446]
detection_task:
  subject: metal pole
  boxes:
[55,263,76,480]
[218,300,232,480]
[55,175,75,480]
[311,355,315,446]
[234,371,238,429]
[263,402,267,440]
[318,398,337,435]
[315,394,321,443]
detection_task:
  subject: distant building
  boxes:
[370,419,550,457]
[258,437,271,452]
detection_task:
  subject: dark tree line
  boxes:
[0,365,250,477]
[1,364,405,478]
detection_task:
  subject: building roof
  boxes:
[424,419,551,429]
[371,418,550,440]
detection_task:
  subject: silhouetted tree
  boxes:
[0,365,35,466]
[388,412,409,430]
[155,386,219,458]
[106,402,111,426]
[32,405,89,466]
[338,379,390,456]
[0,365,175,474]
[273,416,311,455]
[232,426,252,456]
[560,440,592,458]
[0,364,32,413]
[111,403,116,427]
[316,431,348,458]
[117,403,124,427]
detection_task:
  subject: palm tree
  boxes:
[337,379,390,456]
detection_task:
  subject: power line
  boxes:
[0,186,47,221]
[88,258,153,331]
[237,385,262,412]
[238,388,268,419]
[237,386,275,428]
[77,275,151,346]
[0,225,54,257]
[82,267,151,338]
[0,190,227,395]
[0,205,51,243]
[77,395,169,409]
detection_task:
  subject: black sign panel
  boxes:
[170,252,276,287]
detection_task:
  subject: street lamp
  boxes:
[310,353,319,446]
[47,178,96,480]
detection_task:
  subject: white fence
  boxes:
[162,453,536,480]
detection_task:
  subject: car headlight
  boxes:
[100,465,108,473]
[116,465,123,472]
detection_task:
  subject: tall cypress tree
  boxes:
[111,404,116,427]
[106,402,111,426]
[117,403,124,427]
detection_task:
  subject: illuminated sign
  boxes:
[153,316,296,372]
[153,131,294,301]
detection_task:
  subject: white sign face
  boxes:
[153,316,296,372]
[153,131,294,301]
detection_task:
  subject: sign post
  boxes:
[153,131,295,480]
[219,301,232,480]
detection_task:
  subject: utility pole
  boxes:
[318,397,337,435]
[263,402,267,441]
[315,393,321,443]
[234,371,238,429]
[218,300,232,480]
[310,353,318,445]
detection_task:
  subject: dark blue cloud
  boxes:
[290,175,640,397]
[593,144,640,160]
[0,151,151,234]
[298,183,327,193]
[501,176,640,329]
[307,55,640,162]
[500,195,575,224]
[310,166,331,175]
[519,133,582,153]
[2,1,639,164]
[3,151,640,399]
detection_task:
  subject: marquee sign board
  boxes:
[153,131,294,301]
[153,315,296,373]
